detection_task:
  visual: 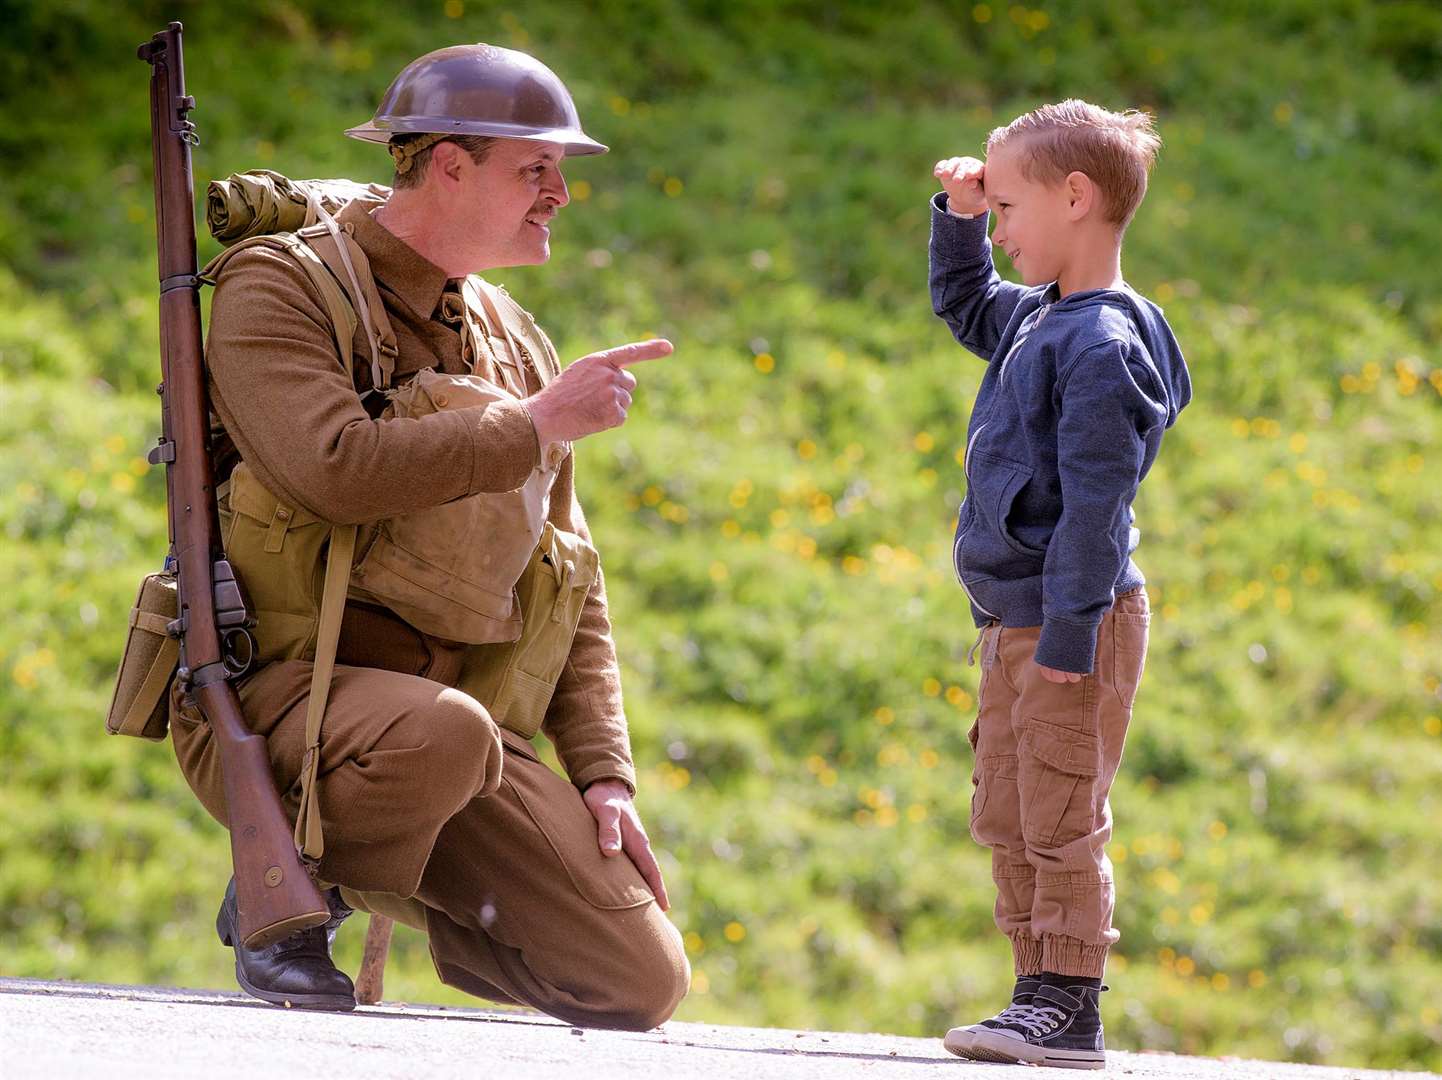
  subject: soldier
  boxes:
[169,44,688,1029]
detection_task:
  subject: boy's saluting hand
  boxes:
[934,156,989,217]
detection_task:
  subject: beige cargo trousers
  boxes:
[172,654,689,1030]
[967,587,1150,979]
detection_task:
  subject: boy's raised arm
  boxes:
[928,156,1029,361]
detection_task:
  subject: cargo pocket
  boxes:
[1019,719,1100,847]
[503,753,654,911]
[969,753,1018,848]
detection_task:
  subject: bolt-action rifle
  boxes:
[137,21,329,949]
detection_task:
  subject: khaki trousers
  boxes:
[171,661,688,1030]
[967,588,1149,979]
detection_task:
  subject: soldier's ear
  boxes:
[432,140,468,185]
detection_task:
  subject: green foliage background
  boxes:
[3,0,1441,1069]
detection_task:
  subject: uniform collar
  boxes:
[337,199,452,321]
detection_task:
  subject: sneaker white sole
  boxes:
[944,1026,1105,1070]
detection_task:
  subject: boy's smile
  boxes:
[983,144,1074,289]
[980,141,1126,297]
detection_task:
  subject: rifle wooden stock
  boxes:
[139,22,328,949]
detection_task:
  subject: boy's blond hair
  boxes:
[987,100,1160,229]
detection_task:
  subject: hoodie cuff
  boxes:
[1035,617,1101,675]
[929,193,991,264]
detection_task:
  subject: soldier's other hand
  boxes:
[583,779,671,911]
[526,338,673,446]
[934,156,988,217]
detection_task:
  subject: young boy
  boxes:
[928,101,1191,1069]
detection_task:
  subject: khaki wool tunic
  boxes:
[202,198,635,795]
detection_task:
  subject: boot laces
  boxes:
[267,924,328,959]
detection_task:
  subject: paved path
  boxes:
[0,979,1433,1079]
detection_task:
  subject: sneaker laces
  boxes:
[1014,1003,1068,1036]
[991,1002,1041,1025]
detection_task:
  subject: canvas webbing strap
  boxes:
[294,523,357,861]
[304,195,397,393]
[469,279,547,391]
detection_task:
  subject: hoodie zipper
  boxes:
[997,302,1050,388]
[953,422,1000,620]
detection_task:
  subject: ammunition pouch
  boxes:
[456,521,598,739]
[219,462,338,664]
[106,571,180,740]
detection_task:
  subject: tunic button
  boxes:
[434,393,450,408]
[276,508,290,520]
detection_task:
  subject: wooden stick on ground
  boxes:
[354,914,395,1005]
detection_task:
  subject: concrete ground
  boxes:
[0,978,1434,1080]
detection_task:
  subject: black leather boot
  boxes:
[215,877,356,1010]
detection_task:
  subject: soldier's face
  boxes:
[447,138,570,271]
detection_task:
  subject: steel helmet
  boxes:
[346,44,607,156]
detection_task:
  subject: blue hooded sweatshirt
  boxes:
[929,193,1191,673]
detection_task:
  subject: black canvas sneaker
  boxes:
[942,977,1041,1055]
[943,981,1105,1070]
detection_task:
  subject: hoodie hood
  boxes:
[1049,284,1192,428]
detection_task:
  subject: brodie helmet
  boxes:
[346,43,607,157]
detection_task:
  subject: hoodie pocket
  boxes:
[968,451,1045,559]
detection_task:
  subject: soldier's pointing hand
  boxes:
[526,338,673,446]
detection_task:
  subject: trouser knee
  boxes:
[407,688,504,814]
[578,922,690,1030]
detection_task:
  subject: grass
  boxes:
[2,0,1440,1069]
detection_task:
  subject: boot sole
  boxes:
[233,961,357,1012]
[217,891,356,1012]
[945,1028,1104,1070]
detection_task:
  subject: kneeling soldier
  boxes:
[171,43,686,1028]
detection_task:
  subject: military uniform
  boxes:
[170,198,688,1029]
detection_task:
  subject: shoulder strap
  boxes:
[292,523,357,862]
[201,207,397,395]
[201,234,360,372]
[297,198,399,394]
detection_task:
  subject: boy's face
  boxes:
[983,143,1076,288]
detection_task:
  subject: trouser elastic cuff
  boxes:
[1041,934,1109,979]
[1010,931,1043,976]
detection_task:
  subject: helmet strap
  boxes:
[389,133,450,175]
